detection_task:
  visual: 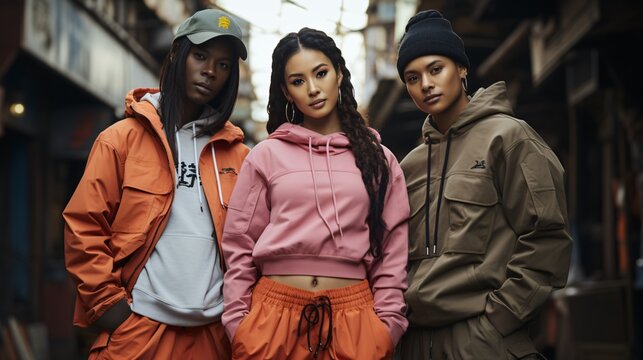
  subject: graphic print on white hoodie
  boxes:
[130,92,224,326]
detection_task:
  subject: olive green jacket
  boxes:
[401,81,572,336]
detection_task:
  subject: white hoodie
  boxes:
[130,93,224,326]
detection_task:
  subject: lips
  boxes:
[309,99,326,110]
[195,82,213,94]
[423,94,441,104]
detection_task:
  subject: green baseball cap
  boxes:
[174,9,248,60]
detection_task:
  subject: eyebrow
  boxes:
[404,60,442,76]
[287,63,329,79]
[193,45,232,60]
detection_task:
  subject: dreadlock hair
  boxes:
[266,28,389,257]
[159,36,241,165]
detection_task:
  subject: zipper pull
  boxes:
[433,244,437,254]
[426,246,430,256]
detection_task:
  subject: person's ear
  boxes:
[458,65,468,79]
[336,68,343,86]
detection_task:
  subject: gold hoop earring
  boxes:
[461,77,468,93]
[285,102,295,123]
[338,88,342,105]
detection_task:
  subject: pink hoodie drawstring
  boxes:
[308,137,337,241]
[325,138,343,238]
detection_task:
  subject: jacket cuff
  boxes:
[485,298,523,336]
[87,291,129,326]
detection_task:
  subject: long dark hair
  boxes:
[267,28,389,257]
[159,36,241,164]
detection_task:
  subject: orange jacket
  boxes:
[63,88,250,328]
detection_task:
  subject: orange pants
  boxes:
[231,277,393,360]
[88,313,231,359]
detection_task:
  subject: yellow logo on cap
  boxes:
[218,16,230,29]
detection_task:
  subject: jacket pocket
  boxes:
[407,180,426,219]
[112,158,172,234]
[443,174,498,254]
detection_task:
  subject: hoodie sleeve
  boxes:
[368,152,410,346]
[486,138,572,336]
[63,137,130,328]
[221,158,270,341]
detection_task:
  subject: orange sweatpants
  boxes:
[231,277,393,360]
[88,313,231,359]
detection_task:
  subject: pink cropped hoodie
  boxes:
[221,123,410,345]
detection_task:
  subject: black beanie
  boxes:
[396,10,470,82]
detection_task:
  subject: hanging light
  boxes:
[9,102,25,117]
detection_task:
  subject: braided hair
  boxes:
[267,28,389,257]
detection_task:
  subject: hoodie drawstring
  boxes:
[325,138,343,238]
[192,123,204,212]
[175,128,182,185]
[426,130,453,256]
[211,145,225,208]
[425,135,433,255]
[308,137,340,241]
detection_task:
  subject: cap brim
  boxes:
[186,32,248,60]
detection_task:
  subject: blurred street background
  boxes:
[1,0,642,358]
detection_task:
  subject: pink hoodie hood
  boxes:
[269,123,348,145]
[268,122,382,151]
